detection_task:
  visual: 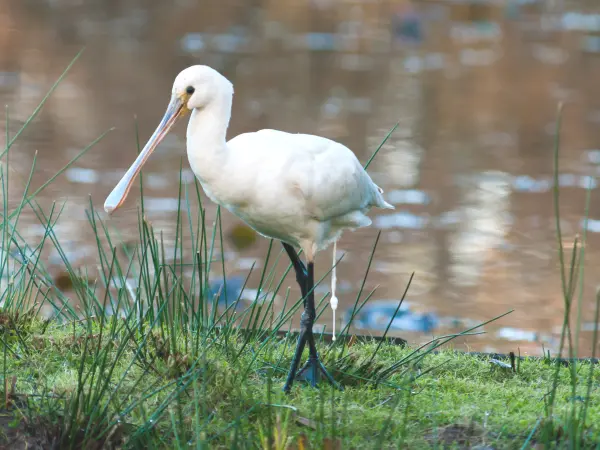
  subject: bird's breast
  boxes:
[187,158,244,208]
[228,198,310,242]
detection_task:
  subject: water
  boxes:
[1,0,600,355]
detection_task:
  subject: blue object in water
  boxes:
[208,275,270,311]
[392,6,423,44]
[348,300,438,333]
[208,276,245,309]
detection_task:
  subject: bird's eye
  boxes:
[186,86,195,95]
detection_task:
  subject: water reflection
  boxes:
[0,0,599,355]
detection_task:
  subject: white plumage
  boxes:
[194,128,392,256]
[105,65,393,390]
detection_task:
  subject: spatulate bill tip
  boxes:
[103,201,116,215]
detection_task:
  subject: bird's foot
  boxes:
[282,352,343,393]
[296,355,342,390]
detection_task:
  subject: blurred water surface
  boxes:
[1,0,600,355]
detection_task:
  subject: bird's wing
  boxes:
[228,130,390,221]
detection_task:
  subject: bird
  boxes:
[104,65,393,393]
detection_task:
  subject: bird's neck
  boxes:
[186,95,232,183]
[187,94,232,147]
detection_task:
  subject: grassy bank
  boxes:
[0,55,598,449]
[0,313,599,449]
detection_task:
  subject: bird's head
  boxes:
[173,65,234,111]
[103,65,233,214]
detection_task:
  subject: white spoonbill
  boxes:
[104,65,393,392]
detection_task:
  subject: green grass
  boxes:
[0,54,598,449]
[0,316,599,449]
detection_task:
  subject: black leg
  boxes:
[282,250,342,393]
[282,243,307,300]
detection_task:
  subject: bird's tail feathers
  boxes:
[374,185,394,210]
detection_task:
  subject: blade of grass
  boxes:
[1,49,85,157]
[364,122,399,170]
